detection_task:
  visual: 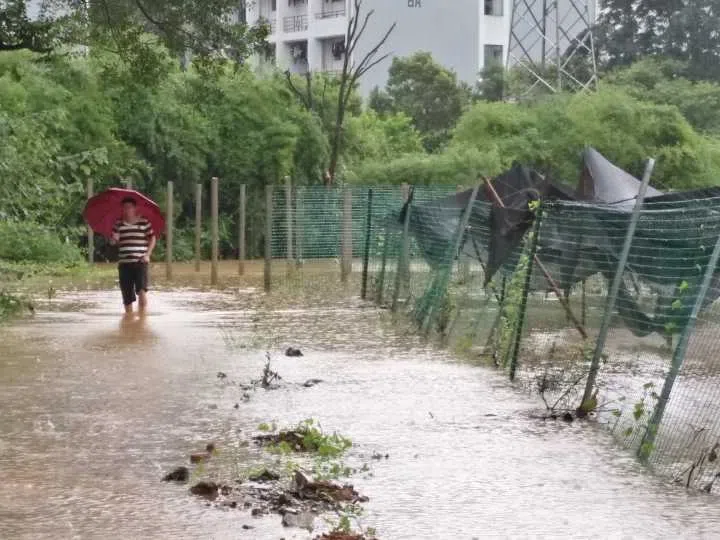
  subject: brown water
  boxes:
[1,282,719,539]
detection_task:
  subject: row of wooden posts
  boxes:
[85,177,359,291]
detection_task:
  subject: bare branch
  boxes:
[353,22,395,78]
[326,0,395,183]
[354,51,391,80]
[347,10,373,57]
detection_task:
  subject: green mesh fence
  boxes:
[265,183,720,492]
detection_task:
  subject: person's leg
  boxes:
[118,263,137,313]
[136,262,149,313]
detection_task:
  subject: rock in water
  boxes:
[285,347,303,357]
[281,510,316,530]
[190,481,220,500]
[162,466,189,482]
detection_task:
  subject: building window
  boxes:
[484,44,504,65]
[272,0,277,11]
[484,0,503,16]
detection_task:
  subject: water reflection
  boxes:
[118,312,156,345]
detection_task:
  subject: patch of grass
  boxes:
[0,290,29,321]
[260,418,352,458]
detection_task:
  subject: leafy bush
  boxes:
[452,89,720,190]
[0,222,83,264]
[347,147,502,186]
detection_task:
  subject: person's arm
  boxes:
[142,221,156,262]
[145,235,157,262]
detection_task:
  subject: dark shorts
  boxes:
[118,262,149,305]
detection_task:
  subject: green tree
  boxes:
[344,110,423,166]
[476,64,505,102]
[597,0,720,81]
[372,52,471,153]
[605,58,720,134]
[2,0,269,76]
[452,88,720,190]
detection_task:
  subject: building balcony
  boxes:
[315,7,346,19]
[283,14,309,33]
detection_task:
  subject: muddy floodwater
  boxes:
[1,279,719,539]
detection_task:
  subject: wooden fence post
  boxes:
[87,177,94,264]
[166,181,174,280]
[238,184,246,276]
[210,177,219,285]
[195,183,202,272]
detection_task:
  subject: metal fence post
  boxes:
[581,158,656,406]
[296,186,304,266]
[392,190,412,312]
[639,229,720,459]
[361,188,373,300]
[508,205,543,380]
[422,185,480,334]
[376,224,390,305]
[285,176,294,275]
[341,188,353,283]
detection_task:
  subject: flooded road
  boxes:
[1,283,719,539]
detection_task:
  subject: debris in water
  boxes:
[293,471,368,503]
[190,481,228,500]
[371,452,389,460]
[234,403,240,409]
[162,466,189,482]
[314,533,374,540]
[303,378,323,388]
[190,443,217,464]
[253,353,282,389]
[217,372,227,379]
[285,347,303,357]
[249,469,281,483]
[562,412,574,423]
[254,430,307,452]
[242,524,254,530]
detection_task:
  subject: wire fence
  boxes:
[264,182,720,493]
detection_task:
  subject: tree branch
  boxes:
[284,70,311,110]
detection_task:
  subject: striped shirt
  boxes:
[113,218,154,264]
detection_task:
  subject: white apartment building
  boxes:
[246,0,512,96]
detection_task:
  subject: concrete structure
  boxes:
[246,0,512,96]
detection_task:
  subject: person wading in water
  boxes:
[110,197,156,315]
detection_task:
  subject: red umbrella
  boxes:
[83,187,165,238]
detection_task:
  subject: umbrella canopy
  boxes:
[83,187,165,238]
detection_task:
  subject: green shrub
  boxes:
[347,147,502,186]
[0,221,83,264]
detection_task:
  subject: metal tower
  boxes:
[506,0,598,97]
